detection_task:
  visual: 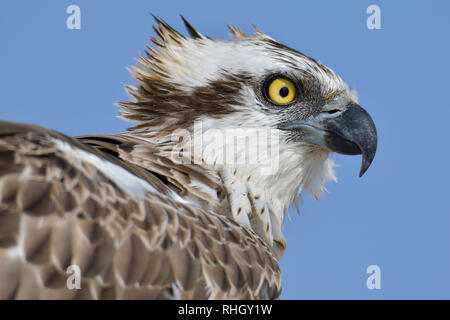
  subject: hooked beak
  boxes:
[279,101,377,177]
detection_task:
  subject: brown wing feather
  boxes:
[0,121,281,299]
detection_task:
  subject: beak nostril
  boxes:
[326,109,340,115]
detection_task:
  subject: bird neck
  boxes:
[126,123,337,260]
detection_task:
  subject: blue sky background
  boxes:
[1,0,449,299]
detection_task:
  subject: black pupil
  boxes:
[279,86,289,98]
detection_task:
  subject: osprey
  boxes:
[0,17,377,299]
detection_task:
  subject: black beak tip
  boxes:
[358,133,377,177]
[359,157,371,177]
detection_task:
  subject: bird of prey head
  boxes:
[120,17,377,258]
[0,16,377,299]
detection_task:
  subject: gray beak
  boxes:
[279,103,377,177]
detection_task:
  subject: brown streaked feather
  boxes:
[0,120,281,299]
[227,25,249,39]
[181,15,204,39]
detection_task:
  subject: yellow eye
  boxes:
[266,77,296,104]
